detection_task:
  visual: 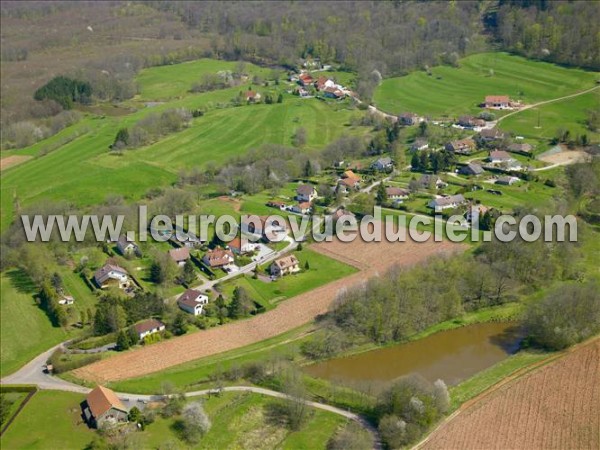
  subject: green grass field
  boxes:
[374,52,599,117]
[135,58,273,101]
[499,89,600,141]
[0,271,69,377]
[0,391,94,449]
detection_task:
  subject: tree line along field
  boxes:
[374,52,599,117]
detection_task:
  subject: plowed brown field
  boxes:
[420,338,600,450]
[74,231,462,383]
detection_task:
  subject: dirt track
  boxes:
[419,338,600,450]
[0,155,32,171]
[74,233,462,383]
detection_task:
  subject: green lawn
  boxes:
[499,89,600,141]
[0,391,94,450]
[220,248,358,309]
[0,271,68,377]
[374,52,599,117]
[135,58,273,101]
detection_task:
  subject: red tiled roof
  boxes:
[86,386,127,418]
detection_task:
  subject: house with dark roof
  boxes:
[116,235,139,257]
[488,150,513,163]
[398,112,423,126]
[169,247,190,267]
[177,289,209,316]
[458,115,485,128]
[93,264,129,289]
[296,184,317,202]
[417,174,447,190]
[270,255,300,278]
[371,157,393,171]
[83,386,128,429]
[134,319,165,340]
[410,138,429,152]
[385,187,410,200]
[479,128,508,142]
[459,163,484,176]
[508,143,533,154]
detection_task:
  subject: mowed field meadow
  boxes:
[374,52,599,116]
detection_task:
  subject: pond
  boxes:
[305,322,523,387]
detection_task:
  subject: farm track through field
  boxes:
[73,231,463,383]
[416,337,600,450]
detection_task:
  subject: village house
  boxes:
[297,87,310,98]
[418,174,447,190]
[410,138,429,152]
[458,115,486,128]
[227,236,258,255]
[169,247,190,267]
[484,95,510,109]
[134,318,165,340]
[241,216,288,241]
[202,247,235,269]
[177,289,209,316]
[385,187,410,200]
[270,255,300,278]
[298,73,314,86]
[330,208,356,223]
[339,170,362,189]
[428,194,467,212]
[266,200,287,210]
[465,204,489,223]
[398,112,423,126]
[93,264,129,290]
[371,157,394,171]
[496,176,520,186]
[296,184,318,202]
[244,91,261,103]
[115,235,139,257]
[445,138,476,155]
[323,86,345,99]
[291,202,312,215]
[488,150,514,164]
[83,386,128,429]
[508,142,534,154]
[315,76,335,91]
[459,162,484,176]
[479,128,508,142]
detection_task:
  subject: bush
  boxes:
[523,282,600,350]
[33,76,91,109]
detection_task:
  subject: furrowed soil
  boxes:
[0,155,32,171]
[73,230,462,383]
[420,338,600,450]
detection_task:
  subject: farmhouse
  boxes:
[484,95,510,109]
[385,187,410,200]
[244,91,261,102]
[428,194,467,212]
[445,138,476,155]
[479,128,508,141]
[291,202,312,214]
[228,236,257,255]
[496,176,520,185]
[315,76,335,90]
[508,142,534,154]
[266,200,287,210]
[458,115,485,128]
[83,386,128,429]
[331,208,356,222]
[418,174,447,189]
[410,138,429,151]
[371,157,393,171]
[296,184,318,202]
[323,86,344,99]
[202,247,235,268]
[241,216,288,241]
[93,264,129,290]
[134,319,165,340]
[169,247,190,267]
[270,255,300,278]
[459,162,484,176]
[398,112,423,125]
[488,150,513,163]
[298,73,314,86]
[115,235,139,256]
[178,289,209,316]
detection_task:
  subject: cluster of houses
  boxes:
[292,72,349,99]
